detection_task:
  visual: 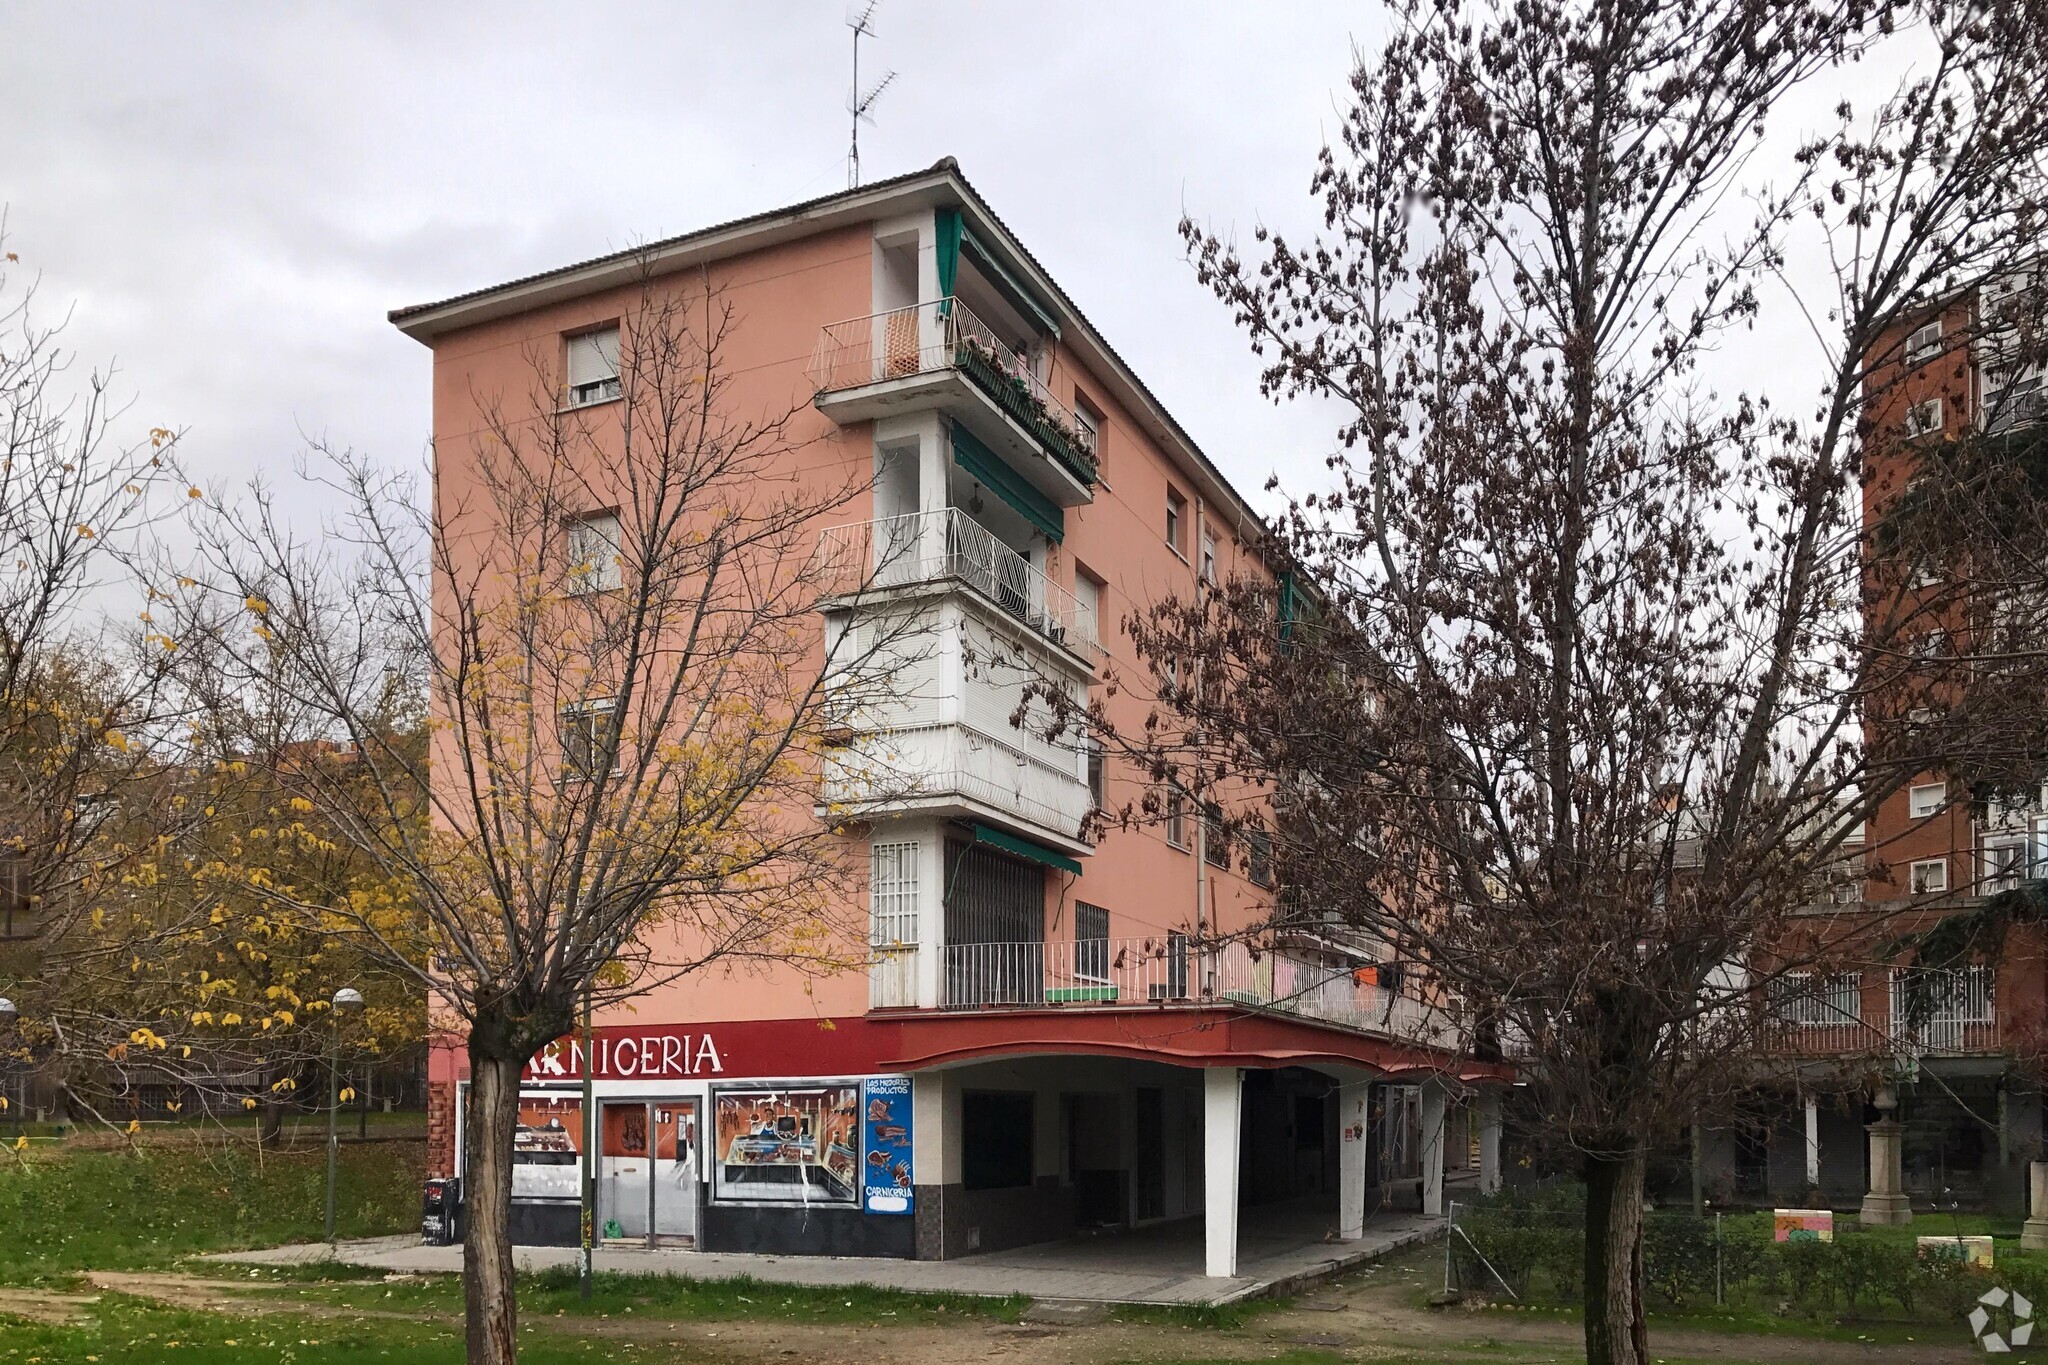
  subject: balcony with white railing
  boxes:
[884,936,1455,1049]
[815,509,1095,849]
[808,298,1098,502]
[818,508,1098,658]
[1763,966,1999,1059]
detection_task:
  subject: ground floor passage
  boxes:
[1678,1067,2040,1217]
[454,1054,1500,1276]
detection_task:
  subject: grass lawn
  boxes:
[0,1295,715,1365]
[0,1140,424,1285]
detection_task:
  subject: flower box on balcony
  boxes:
[1045,985,1120,1004]
[954,339,1098,488]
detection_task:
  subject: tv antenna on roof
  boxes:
[846,1,896,190]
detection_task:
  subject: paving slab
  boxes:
[206,1211,1441,1308]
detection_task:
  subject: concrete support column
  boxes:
[1421,1080,1448,1218]
[1203,1067,1243,1277]
[1477,1089,1502,1196]
[1804,1097,1821,1193]
[2024,1162,2048,1252]
[1338,1080,1371,1240]
[1860,1087,1912,1226]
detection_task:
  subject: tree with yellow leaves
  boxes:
[0,222,194,1128]
[176,264,925,1365]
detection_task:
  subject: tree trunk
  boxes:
[463,1047,523,1365]
[1583,1149,1648,1365]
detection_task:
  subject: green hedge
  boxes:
[1453,1185,2032,1323]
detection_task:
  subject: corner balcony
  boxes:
[818,508,1099,661]
[817,510,1096,851]
[808,299,1097,506]
[871,936,1457,1051]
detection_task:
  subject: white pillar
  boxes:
[2024,1162,2048,1252]
[1338,1080,1371,1240]
[1477,1089,1502,1196]
[1421,1080,1447,1218]
[1804,1097,1821,1192]
[1203,1067,1243,1277]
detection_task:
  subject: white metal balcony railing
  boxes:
[1764,966,1998,1057]
[808,299,1097,482]
[819,508,1099,654]
[873,936,1449,1047]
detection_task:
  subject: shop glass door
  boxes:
[600,1099,700,1246]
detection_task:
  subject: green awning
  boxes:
[971,821,1083,876]
[953,422,1063,543]
[935,208,962,315]
[962,228,1061,339]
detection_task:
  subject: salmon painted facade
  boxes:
[393,160,1497,1272]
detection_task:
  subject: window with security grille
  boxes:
[1772,972,1861,1026]
[870,841,919,948]
[1075,902,1109,982]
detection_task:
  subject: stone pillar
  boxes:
[1421,1080,1448,1218]
[1477,1089,1503,1196]
[1203,1067,1243,1277]
[1338,1080,1371,1240]
[911,1069,959,1259]
[1805,1097,1822,1193]
[2023,1162,2048,1252]
[1860,1087,1912,1226]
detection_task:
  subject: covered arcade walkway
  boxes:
[212,1203,1442,1306]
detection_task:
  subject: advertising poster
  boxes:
[711,1085,860,1204]
[861,1076,914,1215]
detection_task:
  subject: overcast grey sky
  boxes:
[2,2,1377,518]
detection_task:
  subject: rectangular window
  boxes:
[1201,529,1217,585]
[1984,369,2045,435]
[567,512,623,594]
[1086,740,1105,811]
[1909,782,1947,819]
[1907,399,1943,437]
[1984,840,2028,894]
[1164,791,1187,850]
[1203,802,1228,868]
[1905,319,1942,366]
[1911,858,1949,895]
[560,699,618,781]
[962,1091,1035,1191]
[1074,570,1103,646]
[1074,393,1102,473]
[870,841,920,947]
[565,326,622,407]
[1247,829,1273,888]
[1075,902,1110,983]
[1165,487,1186,556]
[710,1085,860,1205]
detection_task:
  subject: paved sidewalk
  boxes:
[207,1212,1440,1307]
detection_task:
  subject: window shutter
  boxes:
[567,328,620,388]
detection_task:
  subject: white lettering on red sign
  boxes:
[523,1032,726,1080]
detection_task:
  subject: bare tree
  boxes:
[1083,5,2048,1362]
[179,267,918,1364]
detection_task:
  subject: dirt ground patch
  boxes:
[55,1266,2003,1365]
[0,1286,99,1326]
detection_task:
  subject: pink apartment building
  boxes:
[392,158,1499,1274]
